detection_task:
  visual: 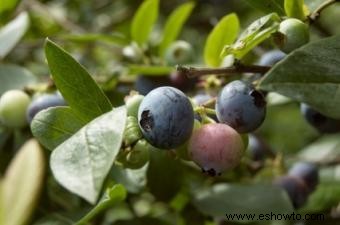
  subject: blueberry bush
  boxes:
[1,0,340,224]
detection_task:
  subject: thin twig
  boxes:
[309,0,340,22]
[176,64,271,78]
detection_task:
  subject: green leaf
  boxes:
[298,134,340,163]
[0,12,29,59]
[0,64,37,95]
[192,183,294,221]
[110,164,148,194]
[147,150,184,202]
[3,139,45,225]
[221,13,280,59]
[75,184,127,225]
[159,2,195,57]
[204,13,239,67]
[131,0,159,46]
[259,35,340,119]
[243,0,285,15]
[45,39,112,123]
[128,65,174,75]
[31,106,85,150]
[50,106,127,204]
[62,33,129,46]
[0,0,21,14]
[284,0,306,20]
[302,182,340,213]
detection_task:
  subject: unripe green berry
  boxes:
[125,139,150,169]
[275,18,309,53]
[0,90,30,128]
[124,116,143,146]
[122,42,144,63]
[125,94,144,118]
[165,40,193,65]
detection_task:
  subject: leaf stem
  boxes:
[176,64,271,78]
[75,200,111,225]
[308,0,340,22]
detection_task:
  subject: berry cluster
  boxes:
[0,90,66,129]
[274,162,319,209]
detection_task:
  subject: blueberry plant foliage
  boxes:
[1,0,340,225]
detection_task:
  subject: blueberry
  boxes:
[273,176,309,209]
[275,18,310,53]
[134,75,170,95]
[188,123,245,176]
[248,135,267,161]
[0,90,31,128]
[215,80,266,133]
[169,70,197,92]
[138,87,194,149]
[259,50,286,66]
[26,93,66,124]
[289,162,319,193]
[300,103,340,133]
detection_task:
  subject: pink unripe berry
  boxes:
[188,123,244,176]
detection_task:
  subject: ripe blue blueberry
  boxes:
[300,103,340,133]
[289,162,319,194]
[138,86,194,149]
[273,176,309,209]
[26,93,66,124]
[215,80,266,133]
[259,50,286,66]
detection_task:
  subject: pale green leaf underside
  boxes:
[260,35,340,119]
[204,13,239,67]
[45,39,112,123]
[0,12,29,59]
[50,106,127,204]
[31,106,85,151]
[0,64,37,95]
[192,183,294,221]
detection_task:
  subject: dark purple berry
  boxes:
[216,80,266,133]
[273,176,309,209]
[138,87,194,149]
[301,103,340,133]
[289,162,319,194]
[26,93,66,124]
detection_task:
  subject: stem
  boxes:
[75,200,111,225]
[176,64,271,78]
[309,0,340,22]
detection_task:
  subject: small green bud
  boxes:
[124,116,143,146]
[125,139,150,169]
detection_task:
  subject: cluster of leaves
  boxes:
[1,0,340,225]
